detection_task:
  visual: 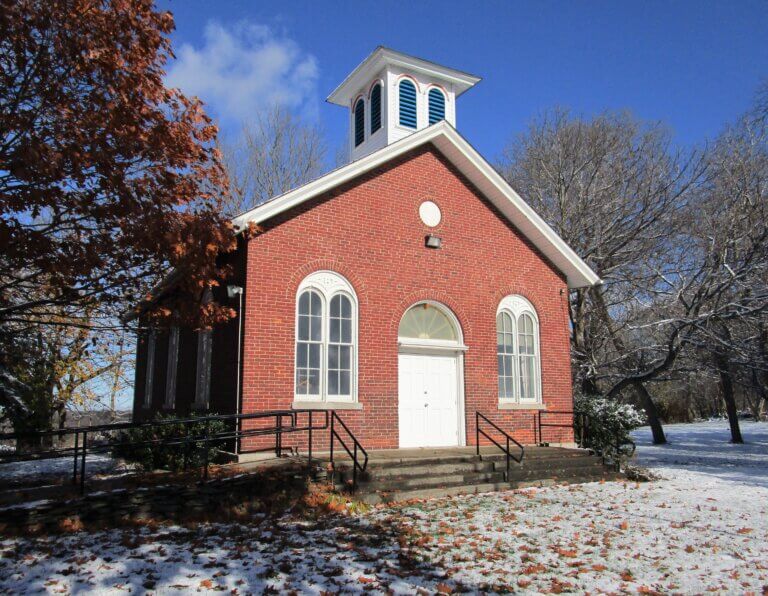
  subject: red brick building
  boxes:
[132,48,599,454]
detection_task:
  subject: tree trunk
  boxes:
[634,381,666,444]
[715,353,743,444]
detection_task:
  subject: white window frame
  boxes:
[496,295,542,406]
[143,329,156,408]
[164,326,180,409]
[293,271,358,406]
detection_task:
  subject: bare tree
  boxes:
[221,105,328,216]
[498,109,706,443]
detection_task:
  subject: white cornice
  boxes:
[327,46,481,107]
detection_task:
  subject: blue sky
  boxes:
[161,0,768,162]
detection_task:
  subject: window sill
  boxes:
[292,401,363,411]
[498,402,547,411]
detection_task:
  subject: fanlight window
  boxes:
[399,303,457,342]
[496,296,541,403]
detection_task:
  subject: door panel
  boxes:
[398,353,459,448]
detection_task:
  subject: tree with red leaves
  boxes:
[0,0,235,420]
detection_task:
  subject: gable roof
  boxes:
[232,122,601,289]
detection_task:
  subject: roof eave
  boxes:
[231,122,601,290]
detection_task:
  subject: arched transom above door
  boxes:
[397,301,466,351]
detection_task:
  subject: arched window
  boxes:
[370,83,382,134]
[295,272,357,402]
[496,296,541,404]
[428,88,446,125]
[354,98,365,147]
[399,303,457,342]
[398,79,417,129]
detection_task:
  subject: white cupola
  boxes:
[327,47,481,162]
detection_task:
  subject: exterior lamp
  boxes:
[425,234,442,249]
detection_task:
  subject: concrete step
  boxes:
[360,471,619,504]
[363,470,507,492]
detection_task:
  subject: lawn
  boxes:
[0,420,766,594]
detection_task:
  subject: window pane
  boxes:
[505,376,514,400]
[307,369,320,395]
[339,371,350,395]
[310,292,321,317]
[330,295,340,318]
[296,370,308,395]
[339,345,351,370]
[328,345,339,369]
[309,343,321,369]
[297,343,308,368]
[498,375,505,398]
[330,317,340,343]
[328,370,339,395]
[310,315,321,341]
[341,319,351,343]
[340,296,351,318]
[298,291,309,315]
[520,356,535,400]
[298,316,309,341]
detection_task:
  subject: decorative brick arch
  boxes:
[285,259,369,310]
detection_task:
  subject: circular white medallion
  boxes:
[418,201,442,227]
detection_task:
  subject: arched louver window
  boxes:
[428,88,446,125]
[354,98,365,147]
[398,79,417,129]
[370,84,382,134]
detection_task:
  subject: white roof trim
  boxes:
[231,122,600,289]
[327,46,481,107]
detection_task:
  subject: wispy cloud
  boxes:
[166,21,319,126]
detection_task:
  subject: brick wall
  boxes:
[240,144,574,450]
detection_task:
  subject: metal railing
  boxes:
[329,411,368,491]
[0,409,342,494]
[536,410,636,471]
[475,411,524,480]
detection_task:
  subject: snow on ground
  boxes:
[632,419,768,488]
[0,453,129,485]
[0,421,766,594]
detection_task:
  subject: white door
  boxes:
[398,353,460,448]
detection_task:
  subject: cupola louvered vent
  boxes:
[428,88,446,125]
[398,79,417,129]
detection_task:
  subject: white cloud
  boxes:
[166,21,319,125]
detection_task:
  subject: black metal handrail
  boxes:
[475,411,524,480]
[537,410,587,446]
[0,409,330,494]
[329,411,368,491]
[537,410,636,471]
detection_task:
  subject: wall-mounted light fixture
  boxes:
[425,234,442,249]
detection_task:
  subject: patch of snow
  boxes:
[0,421,765,593]
[632,419,768,488]
[0,454,131,484]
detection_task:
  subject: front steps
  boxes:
[329,446,621,504]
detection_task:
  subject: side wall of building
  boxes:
[131,238,247,422]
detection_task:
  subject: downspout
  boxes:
[227,285,244,454]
